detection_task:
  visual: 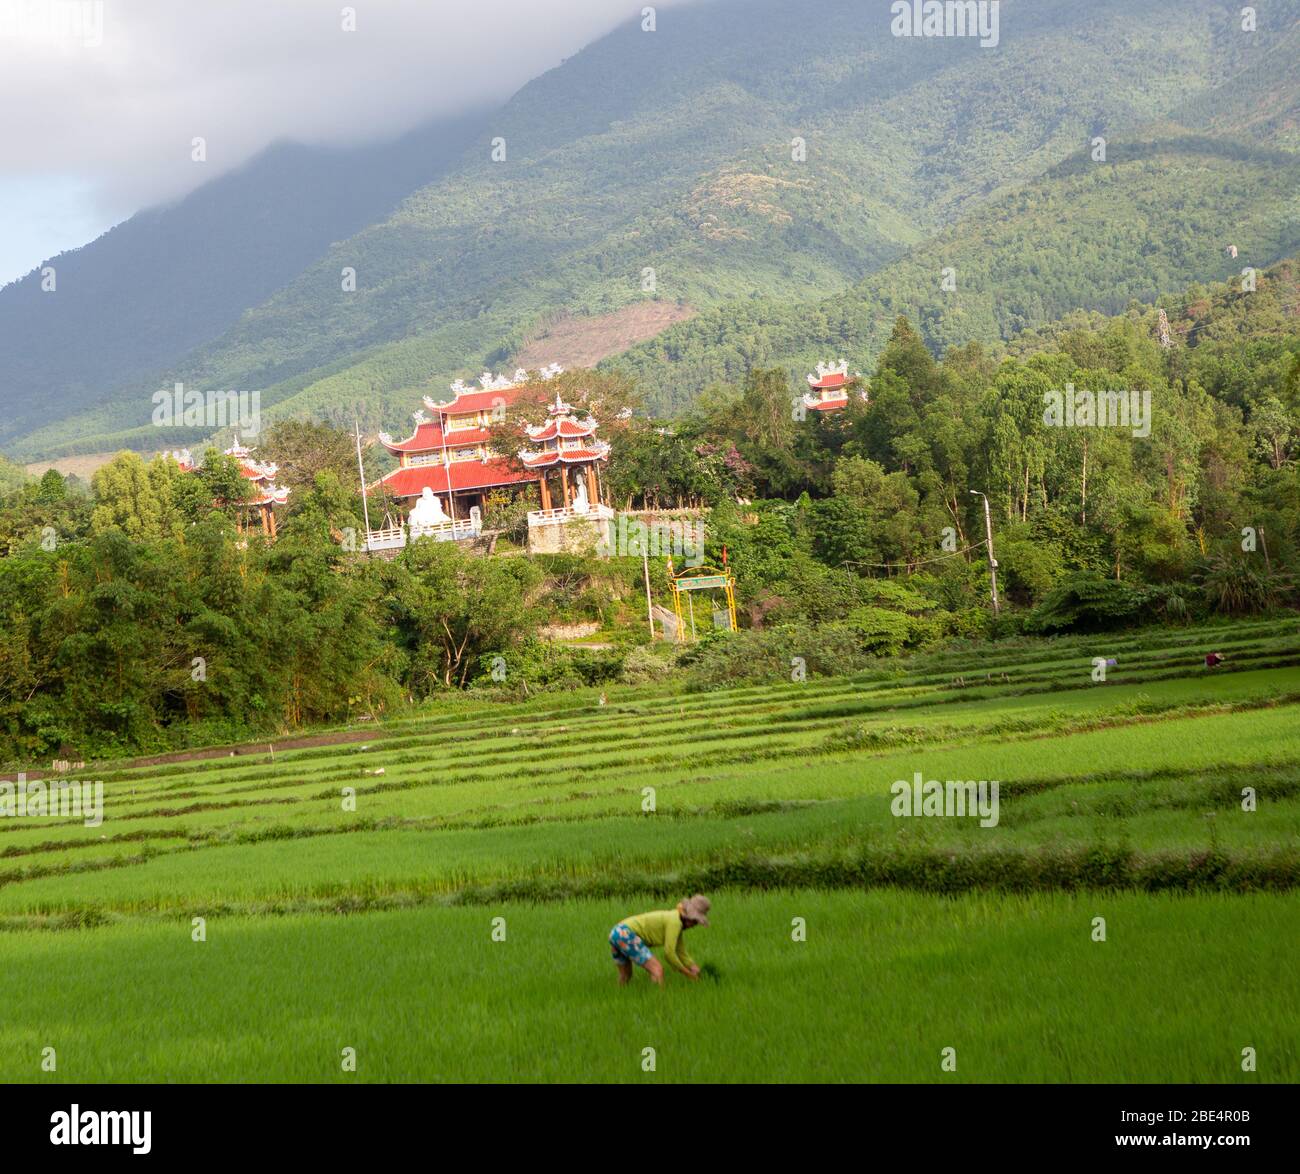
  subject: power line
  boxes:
[839,539,987,571]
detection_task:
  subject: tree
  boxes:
[262,419,365,502]
[382,542,543,691]
[1251,397,1295,471]
[36,468,67,504]
[90,453,171,540]
[731,368,805,497]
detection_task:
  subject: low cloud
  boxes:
[0,0,707,261]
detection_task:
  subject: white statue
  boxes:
[408,487,450,529]
[572,479,590,513]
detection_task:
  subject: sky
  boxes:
[0,0,704,287]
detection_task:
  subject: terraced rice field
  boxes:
[2,619,1298,1082]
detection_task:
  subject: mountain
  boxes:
[612,136,1300,410]
[608,6,1300,408]
[4,0,1298,459]
[1005,251,1300,380]
[1168,17,1300,149]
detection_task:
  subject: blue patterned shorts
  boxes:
[609,923,652,966]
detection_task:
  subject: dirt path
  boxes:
[6,728,385,780]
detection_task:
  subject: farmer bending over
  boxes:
[609,895,710,986]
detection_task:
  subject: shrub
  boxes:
[1024,575,1158,634]
[620,644,676,685]
[683,624,872,690]
[844,606,912,655]
[1198,555,1294,615]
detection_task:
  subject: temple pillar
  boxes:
[539,475,552,511]
[560,465,571,508]
[584,464,597,506]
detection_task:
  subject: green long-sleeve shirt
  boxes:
[622,909,696,974]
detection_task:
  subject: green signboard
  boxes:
[677,575,730,591]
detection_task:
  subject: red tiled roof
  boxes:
[522,449,608,467]
[375,460,537,498]
[425,385,534,414]
[809,372,849,390]
[248,488,291,506]
[807,397,848,412]
[384,424,499,455]
[381,421,446,454]
[529,418,597,442]
[441,427,495,445]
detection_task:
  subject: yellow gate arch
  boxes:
[667,560,738,642]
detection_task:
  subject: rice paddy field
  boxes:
[2,618,1299,1083]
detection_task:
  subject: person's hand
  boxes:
[687,965,701,979]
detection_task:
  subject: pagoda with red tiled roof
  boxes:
[166,437,290,538]
[520,391,610,512]
[373,364,609,521]
[166,449,197,474]
[803,360,865,413]
[226,436,291,538]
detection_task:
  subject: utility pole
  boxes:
[643,548,655,639]
[970,490,999,616]
[354,417,372,547]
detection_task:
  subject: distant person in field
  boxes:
[608,895,710,986]
[1205,652,1225,668]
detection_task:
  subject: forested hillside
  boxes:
[1168,17,1300,148]
[8,0,1293,459]
[614,138,1300,411]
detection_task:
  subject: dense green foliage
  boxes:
[1,252,1297,759]
[612,264,1300,649]
[614,140,1300,411]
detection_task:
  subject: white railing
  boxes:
[364,514,481,552]
[527,503,615,527]
[364,525,407,552]
[409,518,480,541]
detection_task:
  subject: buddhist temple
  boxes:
[803,360,865,413]
[521,390,610,512]
[368,365,611,551]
